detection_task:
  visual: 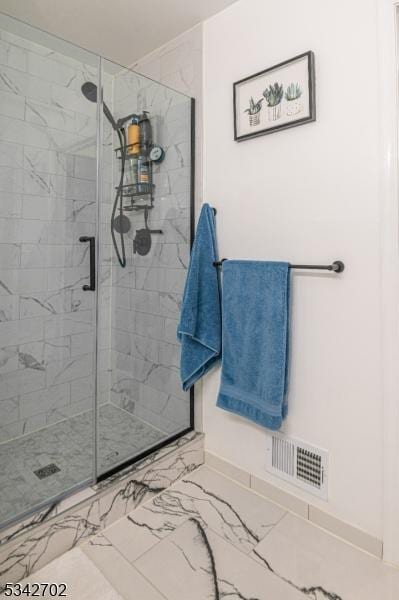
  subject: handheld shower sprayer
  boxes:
[81,81,127,267]
[81,82,118,130]
[81,82,139,130]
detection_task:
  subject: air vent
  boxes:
[271,435,295,476]
[266,432,328,499]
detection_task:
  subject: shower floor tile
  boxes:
[0,404,166,527]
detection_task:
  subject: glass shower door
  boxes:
[0,14,99,528]
[95,59,193,478]
[0,12,194,530]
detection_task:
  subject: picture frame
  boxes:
[233,51,316,141]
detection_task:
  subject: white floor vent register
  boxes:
[265,432,328,500]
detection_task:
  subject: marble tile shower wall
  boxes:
[131,24,203,205]
[109,70,191,435]
[0,29,113,443]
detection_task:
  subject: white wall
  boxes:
[202,0,383,538]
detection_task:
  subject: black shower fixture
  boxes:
[81,82,143,131]
[133,206,162,257]
[81,81,128,267]
[113,214,131,234]
[81,81,118,130]
[81,81,164,268]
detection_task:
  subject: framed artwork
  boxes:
[233,51,315,141]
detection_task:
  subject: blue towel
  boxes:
[217,260,290,430]
[177,203,221,391]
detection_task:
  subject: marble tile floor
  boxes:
[11,465,399,599]
[0,404,167,527]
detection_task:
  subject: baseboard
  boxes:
[205,450,383,559]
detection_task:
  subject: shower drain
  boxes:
[33,463,61,479]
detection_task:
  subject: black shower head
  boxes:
[81,81,97,102]
[81,81,118,130]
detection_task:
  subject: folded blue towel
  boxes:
[177,203,221,391]
[217,260,290,430]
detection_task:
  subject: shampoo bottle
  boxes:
[139,111,152,155]
[127,116,140,155]
[137,154,151,193]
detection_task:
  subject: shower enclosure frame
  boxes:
[0,13,196,530]
[95,93,196,483]
[89,60,196,483]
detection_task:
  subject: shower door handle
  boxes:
[79,236,96,291]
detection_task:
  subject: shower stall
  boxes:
[0,14,194,530]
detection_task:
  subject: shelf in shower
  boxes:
[114,144,139,159]
[116,183,155,197]
[123,203,154,212]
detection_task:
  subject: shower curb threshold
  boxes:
[0,431,204,587]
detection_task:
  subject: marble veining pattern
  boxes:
[0,17,193,542]
[0,25,108,452]
[0,432,203,588]
[4,451,398,599]
[109,51,193,438]
[74,465,399,600]
[0,403,166,526]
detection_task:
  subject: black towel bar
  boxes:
[213,259,345,273]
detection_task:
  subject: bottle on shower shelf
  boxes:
[139,111,152,155]
[137,111,152,193]
[127,116,140,156]
[125,116,139,187]
[137,153,151,193]
[125,155,138,187]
